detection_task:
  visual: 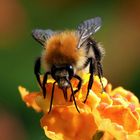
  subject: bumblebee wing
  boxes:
[77,17,102,48]
[32,29,54,46]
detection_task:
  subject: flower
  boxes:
[18,74,140,140]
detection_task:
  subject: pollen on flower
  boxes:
[18,74,140,140]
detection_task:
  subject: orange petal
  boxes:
[41,105,98,140]
[104,83,112,93]
[98,105,139,132]
[18,86,42,112]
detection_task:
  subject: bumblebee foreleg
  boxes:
[42,72,51,98]
[34,57,51,98]
[34,57,42,88]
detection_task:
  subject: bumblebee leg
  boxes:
[48,81,56,113]
[88,38,104,92]
[42,72,51,98]
[69,82,80,113]
[34,57,42,88]
[97,61,104,92]
[83,58,95,103]
[70,75,82,101]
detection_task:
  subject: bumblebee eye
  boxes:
[66,65,74,79]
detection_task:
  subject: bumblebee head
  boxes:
[32,17,102,73]
[51,64,74,88]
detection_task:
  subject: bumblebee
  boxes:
[32,17,104,112]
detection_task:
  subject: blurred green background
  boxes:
[0,0,140,140]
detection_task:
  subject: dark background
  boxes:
[0,0,140,140]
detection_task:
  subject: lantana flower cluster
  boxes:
[19,74,140,140]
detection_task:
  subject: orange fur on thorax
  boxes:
[44,31,79,65]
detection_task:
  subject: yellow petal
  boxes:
[98,119,127,140]
[43,126,64,140]
[18,86,29,100]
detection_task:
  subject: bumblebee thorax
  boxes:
[43,31,79,65]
